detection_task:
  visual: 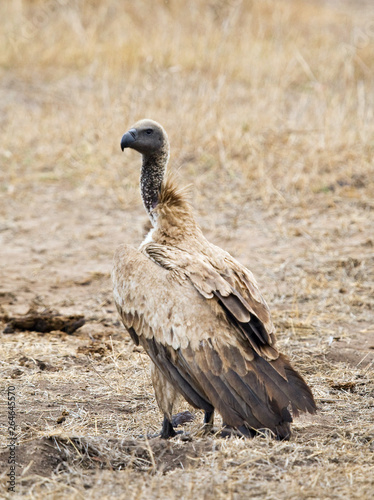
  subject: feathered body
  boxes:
[113,119,316,439]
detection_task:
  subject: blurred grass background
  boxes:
[1,0,373,211]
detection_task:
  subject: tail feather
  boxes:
[250,353,317,417]
[225,369,292,428]
[207,349,316,438]
[280,355,317,415]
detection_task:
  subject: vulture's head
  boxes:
[120,119,168,156]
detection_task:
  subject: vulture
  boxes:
[112,119,316,440]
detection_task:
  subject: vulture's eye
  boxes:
[145,129,153,135]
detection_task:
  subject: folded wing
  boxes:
[113,243,316,439]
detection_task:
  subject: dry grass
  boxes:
[0,0,374,498]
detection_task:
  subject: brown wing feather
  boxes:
[143,242,276,359]
[113,244,316,439]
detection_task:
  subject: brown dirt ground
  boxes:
[1,150,373,498]
[1,0,374,498]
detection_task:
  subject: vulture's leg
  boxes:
[151,363,193,438]
[161,415,176,439]
[203,410,214,434]
[151,363,178,420]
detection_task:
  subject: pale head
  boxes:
[120,119,169,157]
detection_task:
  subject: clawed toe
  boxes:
[220,424,256,439]
[160,413,195,439]
[171,411,195,427]
[143,412,195,440]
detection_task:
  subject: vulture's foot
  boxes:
[171,411,195,427]
[220,425,235,438]
[220,424,257,439]
[160,416,177,439]
[202,410,215,435]
[159,412,195,439]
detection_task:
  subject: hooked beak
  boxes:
[120,128,137,151]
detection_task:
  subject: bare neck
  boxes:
[140,146,170,216]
